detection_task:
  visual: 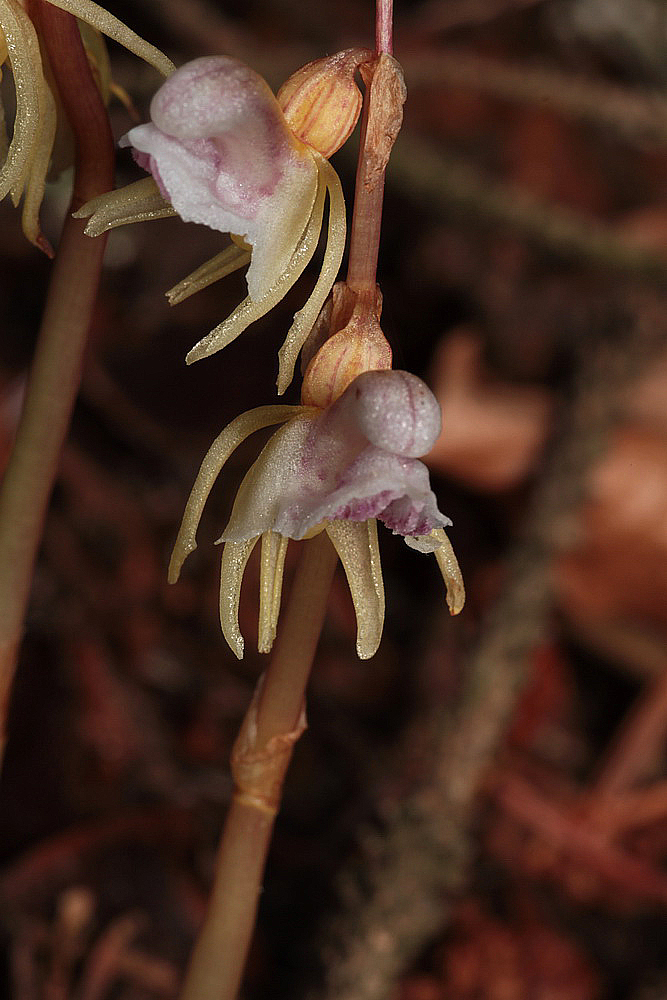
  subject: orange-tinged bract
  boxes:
[277,48,370,159]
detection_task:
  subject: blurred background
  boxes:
[2,0,667,997]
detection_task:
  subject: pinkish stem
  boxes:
[376,0,393,54]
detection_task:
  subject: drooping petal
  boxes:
[258,530,289,653]
[123,56,319,301]
[276,154,346,394]
[219,537,259,659]
[326,519,384,659]
[42,0,175,77]
[20,76,57,254]
[405,528,465,614]
[186,170,326,364]
[168,405,303,583]
[74,176,177,235]
[432,529,465,614]
[0,0,42,202]
[166,243,251,306]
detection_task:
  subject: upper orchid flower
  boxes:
[168,368,464,661]
[0,0,173,253]
[77,50,371,392]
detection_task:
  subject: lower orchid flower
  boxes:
[76,50,371,392]
[168,369,464,660]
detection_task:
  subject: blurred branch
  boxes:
[405,0,549,37]
[390,132,667,285]
[405,48,667,147]
[309,298,667,1000]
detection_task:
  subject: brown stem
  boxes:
[0,2,114,759]
[179,532,338,1000]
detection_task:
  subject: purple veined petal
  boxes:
[122,56,319,301]
[221,412,350,542]
[318,448,452,537]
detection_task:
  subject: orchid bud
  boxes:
[277,48,370,158]
[301,283,392,407]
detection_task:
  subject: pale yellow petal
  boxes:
[78,21,112,105]
[258,530,289,653]
[219,537,259,659]
[166,244,251,306]
[20,78,57,253]
[185,170,327,366]
[0,0,41,202]
[73,177,176,235]
[0,90,9,168]
[276,154,346,394]
[42,0,175,77]
[168,405,302,584]
[431,528,465,615]
[326,519,384,660]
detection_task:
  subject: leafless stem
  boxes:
[0,1,114,762]
[178,533,338,1000]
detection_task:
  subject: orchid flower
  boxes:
[168,369,464,661]
[0,0,173,253]
[76,50,370,392]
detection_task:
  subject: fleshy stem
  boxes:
[0,1,114,761]
[179,532,338,1000]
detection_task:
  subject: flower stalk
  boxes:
[0,0,114,760]
[179,532,338,1000]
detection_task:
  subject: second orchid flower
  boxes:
[77,49,372,392]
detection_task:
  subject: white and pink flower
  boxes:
[77,53,364,391]
[169,369,464,660]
